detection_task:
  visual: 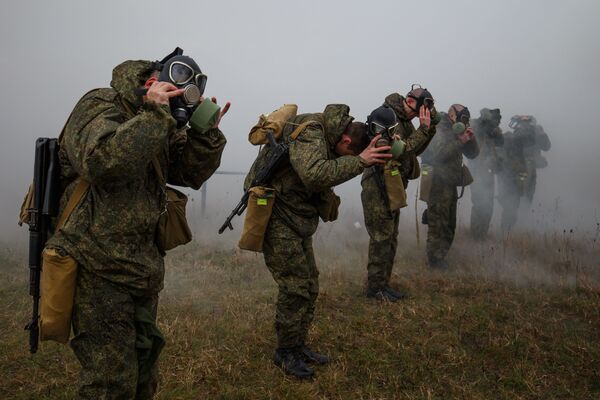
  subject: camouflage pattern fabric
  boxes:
[360,94,437,291]
[71,266,159,400]
[468,116,504,238]
[263,216,319,348]
[46,59,226,397]
[47,60,226,296]
[421,115,479,263]
[244,104,365,348]
[523,126,551,202]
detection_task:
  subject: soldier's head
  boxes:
[143,47,207,128]
[334,122,370,156]
[403,84,435,119]
[448,104,470,125]
[480,108,502,127]
[366,105,398,140]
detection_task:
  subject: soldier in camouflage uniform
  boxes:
[46,53,227,399]
[498,115,537,232]
[467,108,504,239]
[420,105,479,269]
[523,123,551,203]
[245,104,389,378]
[361,86,438,301]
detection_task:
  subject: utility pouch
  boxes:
[315,189,341,222]
[419,164,434,202]
[408,154,421,180]
[39,247,77,343]
[459,164,474,187]
[238,186,275,252]
[155,187,192,253]
[152,159,192,253]
[384,163,408,210]
[39,178,90,344]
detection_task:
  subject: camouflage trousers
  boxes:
[498,175,522,233]
[426,180,458,263]
[263,217,319,349]
[469,169,495,238]
[71,266,159,400]
[361,173,400,292]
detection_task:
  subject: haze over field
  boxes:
[1,0,599,243]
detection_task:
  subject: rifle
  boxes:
[25,138,61,353]
[218,131,288,234]
[371,165,393,218]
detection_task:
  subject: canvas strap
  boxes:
[289,121,318,140]
[56,179,90,230]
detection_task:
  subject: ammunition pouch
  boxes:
[384,163,407,210]
[238,186,276,252]
[419,164,434,202]
[315,189,341,222]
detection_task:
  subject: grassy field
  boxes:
[0,226,599,399]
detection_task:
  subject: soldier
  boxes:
[420,105,479,269]
[498,115,537,232]
[45,49,228,399]
[245,104,390,378]
[467,108,504,239]
[523,123,551,203]
[361,85,438,301]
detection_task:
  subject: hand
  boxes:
[210,97,231,128]
[459,127,474,144]
[359,135,393,166]
[145,81,184,106]
[419,106,431,129]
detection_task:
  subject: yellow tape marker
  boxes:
[391,169,400,176]
[257,198,268,206]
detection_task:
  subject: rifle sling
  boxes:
[56,179,90,231]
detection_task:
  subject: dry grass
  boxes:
[0,226,599,399]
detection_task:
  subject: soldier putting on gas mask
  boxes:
[361,85,439,302]
[39,48,228,399]
[420,105,479,269]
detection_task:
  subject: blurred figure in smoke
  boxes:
[420,104,479,269]
[467,108,504,239]
[523,123,552,203]
[498,115,537,233]
[361,85,439,301]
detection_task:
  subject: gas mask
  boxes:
[406,84,435,113]
[155,48,207,128]
[366,105,405,158]
[450,105,471,135]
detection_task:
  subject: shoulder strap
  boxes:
[289,120,319,141]
[56,179,90,230]
[151,158,166,187]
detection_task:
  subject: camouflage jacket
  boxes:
[421,113,479,186]
[468,117,504,174]
[244,104,364,238]
[523,126,551,169]
[499,128,536,184]
[46,60,226,295]
[382,93,437,183]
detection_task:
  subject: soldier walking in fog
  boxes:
[420,105,479,269]
[523,122,551,203]
[468,108,504,239]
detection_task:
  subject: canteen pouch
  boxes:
[384,163,408,210]
[189,99,221,132]
[315,189,341,222]
[40,247,78,343]
[419,164,434,202]
[238,186,275,252]
[156,187,192,253]
[459,164,474,187]
[248,104,298,145]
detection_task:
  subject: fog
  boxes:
[1,0,599,245]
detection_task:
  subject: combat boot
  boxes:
[384,285,407,300]
[366,288,399,302]
[273,347,314,379]
[300,344,330,365]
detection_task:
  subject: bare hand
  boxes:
[359,135,393,166]
[419,106,431,129]
[210,96,231,128]
[145,81,184,106]
[459,127,474,144]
